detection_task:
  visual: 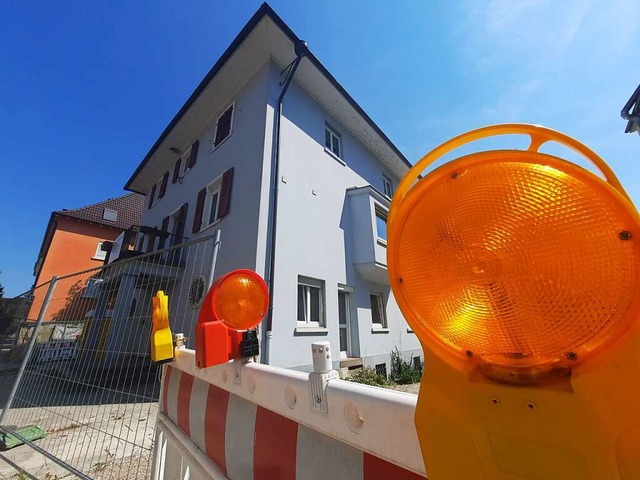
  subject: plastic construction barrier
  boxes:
[152,347,426,480]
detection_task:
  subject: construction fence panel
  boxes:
[0,234,219,480]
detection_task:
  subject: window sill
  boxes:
[371,327,389,334]
[407,328,414,334]
[324,147,346,166]
[294,326,329,335]
[377,238,387,248]
[200,218,221,234]
[92,257,106,262]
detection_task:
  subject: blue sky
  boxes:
[1,0,639,296]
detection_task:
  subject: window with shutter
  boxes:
[198,168,234,232]
[175,203,188,243]
[213,104,234,148]
[172,158,182,184]
[148,184,157,209]
[192,188,206,233]
[150,177,164,207]
[218,168,234,218]
[187,140,200,169]
[159,171,169,198]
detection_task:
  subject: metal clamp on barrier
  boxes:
[309,341,339,413]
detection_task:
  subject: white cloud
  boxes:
[447,0,640,204]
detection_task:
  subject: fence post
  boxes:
[207,229,222,289]
[0,277,58,425]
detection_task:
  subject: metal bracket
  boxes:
[309,341,339,413]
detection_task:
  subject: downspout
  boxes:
[263,40,308,364]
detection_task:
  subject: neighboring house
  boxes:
[30,193,144,321]
[123,4,422,372]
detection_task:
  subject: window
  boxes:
[375,207,388,243]
[202,177,222,230]
[192,168,233,233]
[413,356,422,371]
[214,104,234,148]
[173,141,200,182]
[370,292,387,328]
[180,147,192,176]
[324,124,342,158]
[151,177,163,206]
[383,175,394,198]
[297,276,325,327]
[103,208,118,222]
[375,363,388,378]
[93,242,107,261]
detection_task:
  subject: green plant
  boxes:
[389,347,422,385]
[346,366,391,387]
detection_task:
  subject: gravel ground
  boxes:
[93,452,153,480]
[387,383,420,395]
[0,369,158,479]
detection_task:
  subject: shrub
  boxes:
[346,366,391,387]
[389,347,422,385]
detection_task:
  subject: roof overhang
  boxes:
[125,3,411,194]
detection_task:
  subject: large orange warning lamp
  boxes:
[388,124,640,479]
[195,269,268,369]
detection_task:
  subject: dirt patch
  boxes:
[93,452,152,480]
[386,383,420,395]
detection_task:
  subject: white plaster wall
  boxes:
[134,59,421,370]
[138,62,271,340]
[264,61,421,370]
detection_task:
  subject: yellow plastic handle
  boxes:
[391,124,632,222]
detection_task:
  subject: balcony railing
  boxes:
[102,225,189,266]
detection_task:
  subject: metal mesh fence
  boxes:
[0,234,218,479]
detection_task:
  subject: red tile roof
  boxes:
[57,193,144,230]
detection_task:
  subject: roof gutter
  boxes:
[262,40,308,365]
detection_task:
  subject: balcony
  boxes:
[103,225,189,266]
[346,186,390,285]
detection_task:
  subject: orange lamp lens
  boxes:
[211,269,269,330]
[388,150,640,373]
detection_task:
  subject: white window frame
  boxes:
[375,206,388,246]
[162,205,183,247]
[370,292,388,329]
[93,242,107,261]
[180,146,193,178]
[151,177,163,206]
[324,124,342,160]
[212,102,235,151]
[297,276,326,328]
[338,284,354,358]
[382,175,394,198]
[201,175,223,232]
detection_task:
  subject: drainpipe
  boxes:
[263,40,308,365]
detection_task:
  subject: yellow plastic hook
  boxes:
[151,290,174,363]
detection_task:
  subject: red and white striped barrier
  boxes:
[153,347,426,480]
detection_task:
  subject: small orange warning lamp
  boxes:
[389,124,640,479]
[195,269,268,369]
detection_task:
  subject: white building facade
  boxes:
[124,5,422,372]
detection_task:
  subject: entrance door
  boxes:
[338,290,351,359]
